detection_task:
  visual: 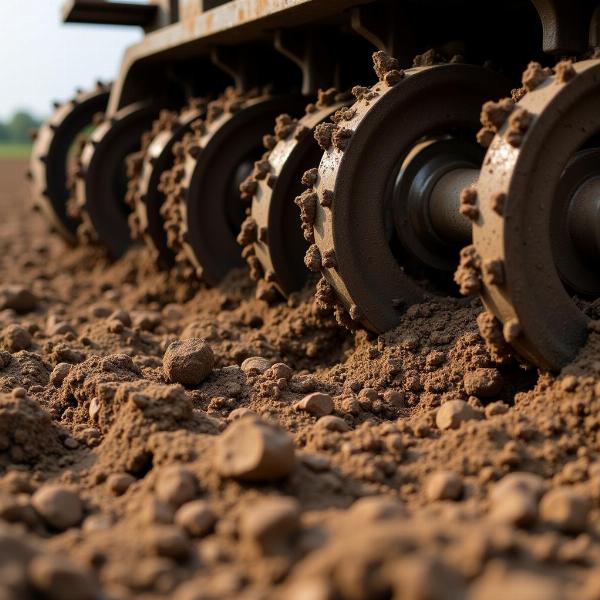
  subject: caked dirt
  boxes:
[1,158,600,599]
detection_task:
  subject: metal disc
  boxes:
[250,101,347,296]
[76,101,158,258]
[29,85,110,242]
[179,94,306,286]
[474,59,600,370]
[135,105,205,269]
[313,64,509,332]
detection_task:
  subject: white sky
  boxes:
[0,0,143,120]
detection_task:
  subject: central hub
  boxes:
[391,138,481,273]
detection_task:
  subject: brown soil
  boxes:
[1,159,600,599]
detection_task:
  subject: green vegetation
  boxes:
[0,143,32,159]
[0,110,42,160]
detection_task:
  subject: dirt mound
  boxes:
[1,160,600,598]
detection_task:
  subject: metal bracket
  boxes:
[530,0,598,54]
[350,2,413,66]
[275,29,337,96]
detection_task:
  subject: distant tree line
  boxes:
[0,111,42,144]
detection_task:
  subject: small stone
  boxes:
[148,525,191,560]
[2,325,32,352]
[89,305,111,319]
[32,485,83,531]
[109,309,131,327]
[50,363,71,388]
[350,496,406,521]
[268,362,293,380]
[215,417,295,481]
[107,473,136,496]
[425,471,463,501]
[155,466,197,508]
[539,487,591,534]
[63,437,78,450]
[0,285,38,313]
[315,415,350,432]
[175,500,217,538]
[463,368,504,398]
[239,496,300,556]
[28,555,100,600]
[485,401,510,418]
[240,356,272,374]
[163,338,214,386]
[296,392,333,417]
[490,472,546,527]
[141,498,174,525]
[436,400,483,430]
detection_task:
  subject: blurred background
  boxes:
[0,0,143,158]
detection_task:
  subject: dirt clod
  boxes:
[436,400,483,430]
[163,338,214,386]
[215,417,295,481]
[31,485,83,531]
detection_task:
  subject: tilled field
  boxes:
[1,158,600,599]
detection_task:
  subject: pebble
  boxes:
[155,466,197,507]
[267,362,293,380]
[107,472,136,496]
[31,485,83,531]
[2,324,32,352]
[148,525,191,560]
[296,392,333,417]
[240,356,272,374]
[89,304,112,319]
[383,390,406,409]
[227,407,257,421]
[463,368,504,397]
[109,309,132,327]
[350,496,406,521]
[490,472,545,527]
[28,555,100,600]
[163,338,215,386]
[175,500,217,537]
[0,285,38,313]
[539,487,591,534]
[315,415,350,432]
[239,496,300,556]
[436,400,483,430]
[49,363,72,388]
[215,417,295,481]
[133,311,162,331]
[425,471,463,501]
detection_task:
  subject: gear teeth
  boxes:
[332,127,352,151]
[304,244,322,272]
[482,259,505,286]
[477,97,514,147]
[314,123,336,151]
[505,107,533,148]
[459,186,479,221]
[301,168,319,187]
[554,59,576,83]
[237,217,258,246]
[522,61,551,92]
[454,245,482,296]
[491,192,506,216]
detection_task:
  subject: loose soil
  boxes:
[1,159,600,599]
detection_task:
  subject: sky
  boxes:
[0,0,144,120]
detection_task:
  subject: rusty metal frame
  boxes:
[62,0,600,114]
